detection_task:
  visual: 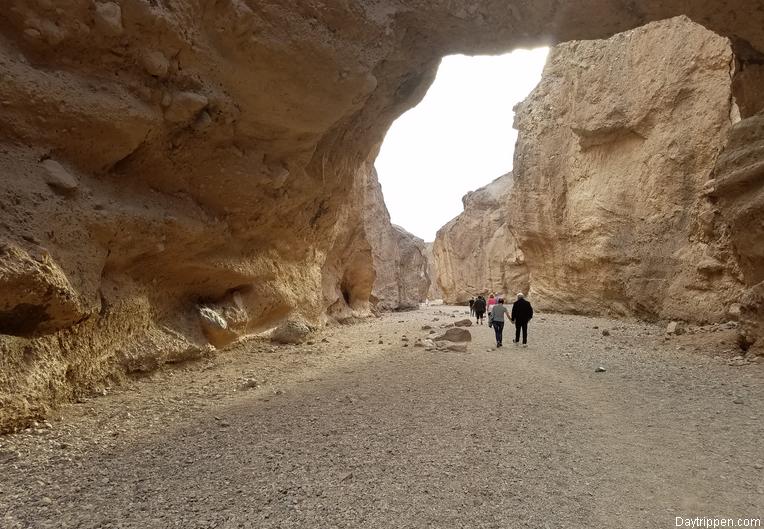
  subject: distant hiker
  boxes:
[487,294,496,312]
[510,292,534,347]
[469,297,475,316]
[490,298,511,347]
[473,296,486,325]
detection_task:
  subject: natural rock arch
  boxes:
[1,1,763,429]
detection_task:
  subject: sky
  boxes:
[374,48,549,242]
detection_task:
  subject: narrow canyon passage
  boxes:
[2,307,761,528]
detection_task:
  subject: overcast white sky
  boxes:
[375,48,549,242]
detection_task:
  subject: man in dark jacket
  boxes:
[473,296,487,325]
[510,293,533,346]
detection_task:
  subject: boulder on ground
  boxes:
[666,321,685,335]
[41,159,78,192]
[447,344,468,352]
[454,319,473,327]
[271,320,311,344]
[434,327,472,343]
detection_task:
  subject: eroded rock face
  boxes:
[424,243,443,301]
[433,173,529,304]
[507,17,745,322]
[1,1,764,430]
[364,169,430,310]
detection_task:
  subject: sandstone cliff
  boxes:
[1,1,763,430]
[364,169,430,311]
[507,17,745,322]
[424,243,443,301]
[433,173,528,304]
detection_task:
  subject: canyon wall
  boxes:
[433,17,756,326]
[1,1,764,430]
[433,173,528,303]
[424,244,443,301]
[506,17,746,322]
[364,169,430,311]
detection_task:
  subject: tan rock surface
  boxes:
[507,17,745,322]
[424,243,443,301]
[1,1,764,429]
[364,169,430,310]
[433,173,529,304]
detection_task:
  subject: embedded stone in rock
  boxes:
[434,328,472,343]
[41,159,78,192]
[142,50,170,78]
[198,307,238,348]
[454,319,473,327]
[94,2,124,37]
[271,320,311,344]
[164,92,208,123]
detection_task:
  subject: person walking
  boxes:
[469,297,475,317]
[510,292,534,347]
[487,294,496,312]
[490,297,510,347]
[473,295,486,325]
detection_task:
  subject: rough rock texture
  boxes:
[433,173,529,304]
[423,243,443,301]
[2,1,764,430]
[434,327,472,343]
[507,17,745,322]
[364,169,430,310]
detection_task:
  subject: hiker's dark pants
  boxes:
[475,310,484,322]
[493,320,504,344]
[515,320,528,344]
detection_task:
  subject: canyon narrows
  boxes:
[434,17,745,325]
[1,0,764,434]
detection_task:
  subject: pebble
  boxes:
[595,366,607,373]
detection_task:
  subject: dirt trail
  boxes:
[1,306,762,528]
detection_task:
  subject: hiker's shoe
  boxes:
[522,344,527,348]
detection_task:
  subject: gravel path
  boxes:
[1,306,762,528]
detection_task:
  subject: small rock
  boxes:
[271,320,310,344]
[421,325,432,330]
[595,366,606,373]
[94,2,124,37]
[41,159,78,192]
[434,328,472,343]
[378,340,384,344]
[733,398,744,404]
[454,319,473,327]
[666,321,685,336]
[142,50,169,77]
[340,472,353,483]
[601,329,610,336]
[754,463,763,470]
[238,379,258,390]
[164,91,208,123]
